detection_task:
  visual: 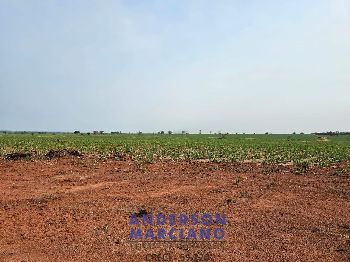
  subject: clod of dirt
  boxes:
[45,150,65,159]
[113,153,128,161]
[134,209,148,217]
[226,198,236,204]
[67,149,82,157]
[5,152,32,160]
[45,149,82,159]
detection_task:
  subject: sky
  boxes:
[0,0,349,133]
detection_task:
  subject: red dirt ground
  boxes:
[0,157,349,262]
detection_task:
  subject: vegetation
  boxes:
[0,133,349,167]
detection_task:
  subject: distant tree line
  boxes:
[2,130,348,136]
[312,131,350,136]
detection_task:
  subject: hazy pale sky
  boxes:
[0,0,349,133]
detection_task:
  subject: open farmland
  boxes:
[1,133,350,167]
[0,134,350,261]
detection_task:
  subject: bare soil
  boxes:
[0,157,349,261]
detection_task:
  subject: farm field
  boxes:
[1,133,350,168]
[0,134,350,261]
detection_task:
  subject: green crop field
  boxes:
[0,133,350,168]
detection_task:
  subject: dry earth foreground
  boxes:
[0,157,350,262]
